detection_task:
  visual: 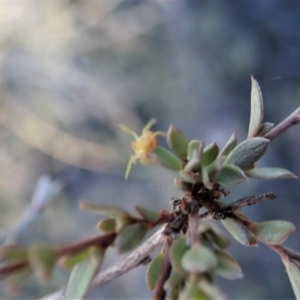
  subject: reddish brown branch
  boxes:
[0,260,28,279]
[267,244,300,262]
[56,233,116,257]
[264,107,300,141]
[153,239,172,300]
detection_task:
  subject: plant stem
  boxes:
[40,226,166,300]
[0,260,28,278]
[268,244,300,262]
[264,107,300,140]
[56,233,116,257]
[91,226,166,288]
[153,239,172,300]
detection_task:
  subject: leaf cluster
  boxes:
[1,77,300,300]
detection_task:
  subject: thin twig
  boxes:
[40,226,166,300]
[56,233,116,257]
[188,212,200,245]
[267,244,300,262]
[264,107,300,141]
[91,226,166,288]
[0,260,28,279]
[228,193,276,210]
[200,193,276,220]
[153,238,172,300]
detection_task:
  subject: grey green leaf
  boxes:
[182,245,217,273]
[167,125,189,158]
[219,132,237,157]
[215,249,243,280]
[153,146,183,170]
[251,220,295,245]
[221,217,257,246]
[282,256,300,300]
[28,245,57,283]
[248,76,264,138]
[66,247,104,300]
[224,137,269,170]
[169,237,189,274]
[146,253,164,289]
[213,164,247,186]
[135,206,160,223]
[115,222,148,253]
[245,167,297,179]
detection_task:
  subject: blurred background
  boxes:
[0,0,300,299]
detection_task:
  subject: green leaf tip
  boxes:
[115,222,148,253]
[213,164,247,186]
[146,253,164,289]
[224,137,269,170]
[153,146,183,170]
[251,220,295,245]
[245,167,297,180]
[182,245,218,273]
[28,245,57,283]
[248,76,264,138]
[221,217,257,246]
[167,125,188,158]
[219,132,237,157]
[66,247,104,300]
[215,250,243,280]
[282,256,300,300]
[169,237,189,274]
[202,142,219,167]
[135,206,160,223]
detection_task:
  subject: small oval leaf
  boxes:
[257,122,274,136]
[66,247,104,300]
[213,164,247,186]
[251,220,295,245]
[28,245,57,283]
[169,237,189,274]
[146,253,164,289]
[282,256,300,300]
[135,206,160,223]
[59,251,89,268]
[219,132,237,157]
[245,167,297,180]
[80,203,130,219]
[80,203,131,231]
[96,218,116,233]
[164,272,185,289]
[215,249,243,280]
[206,155,226,177]
[221,217,257,246]
[167,125,189,158]
[248,76,264,138]
[206,229,231,250]
[153,146,183,170]
[185,140,204,172]
[115,222,148,253]
[202,143,219,167]
[198,279,227,300]
[187,140,203,161]
[224,137,269,170]
[182,245,217,273]
[179,277,206,300]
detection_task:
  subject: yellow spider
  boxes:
[118,118,166,179]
